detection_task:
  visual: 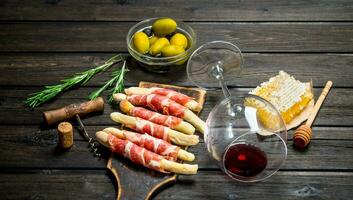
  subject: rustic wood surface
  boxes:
[1,0,352,21]
[1,22,353,52]
[0,1,353,200]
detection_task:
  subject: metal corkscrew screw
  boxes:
[75,114,101,157]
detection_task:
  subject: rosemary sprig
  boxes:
[25,54,123,107]
[88,59,128,101]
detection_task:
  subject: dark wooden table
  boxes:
[1,1,353,199]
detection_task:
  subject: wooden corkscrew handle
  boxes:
[43,97,104,125]
[293,81,333,149]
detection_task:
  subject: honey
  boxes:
[248,71,313,129]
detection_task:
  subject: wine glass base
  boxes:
[187,41,244,89]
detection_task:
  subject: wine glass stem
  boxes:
[212,62,231,98]
[218,77,235,117]
[212,64,235,117]
[218,76,231,99]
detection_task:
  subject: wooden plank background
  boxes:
[0,1,353,199]
[1,22,353,52]
[1,0,353,21]
[1,53,353,87]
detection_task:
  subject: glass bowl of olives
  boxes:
[127,17,196,73]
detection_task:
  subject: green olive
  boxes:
[170,33,188,49]
[161,45,185,57]
[149,36,159,45]
[152,18,177,36]
[149,38,170,56]
[133,32,150,54]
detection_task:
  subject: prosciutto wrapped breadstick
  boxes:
[110,112,199,146]
[125,87,202,112]
[102,127,195,161]
[120,100,195,135]
[114,93,205,134]
[96,131,198,174]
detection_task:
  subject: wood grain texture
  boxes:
[0,0,353,21]
[0,170,352,200]
[0,87,351,126]
[1,53,353,87]
[1,1,353,199]
[1,22,353,52]
[108,155,176,200]
[0,170,116,200]
[1,125,352,170]
[159,171,353,200]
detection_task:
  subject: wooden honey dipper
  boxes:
[293,81,333,149]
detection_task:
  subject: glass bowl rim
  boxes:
[205,93,287,137]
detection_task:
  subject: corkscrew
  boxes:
[43,97,105,157]
[75,115,101,157]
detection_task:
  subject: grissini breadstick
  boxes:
[120,100,195,135]
[96,131,198,174]
[125,87,202,112]
[110,112,199,146]
[102,127,195,161]
[114,93,205,134]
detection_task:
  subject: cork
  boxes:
[57,122,73,149]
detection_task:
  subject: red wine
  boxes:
[224,143,267,177]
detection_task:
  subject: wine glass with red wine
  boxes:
[187,41,287,182]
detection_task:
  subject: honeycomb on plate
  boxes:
[248,71,313,129]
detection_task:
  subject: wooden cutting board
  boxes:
[107,82,206,200]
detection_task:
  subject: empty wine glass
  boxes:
[187,41,287,182]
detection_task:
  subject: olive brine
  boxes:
[132,18,190,58]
